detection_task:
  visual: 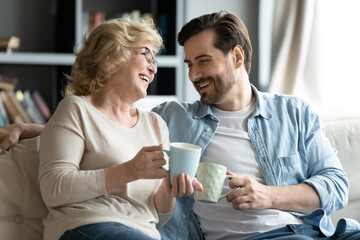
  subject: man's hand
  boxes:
[0,124,22,153]
[227,171,273,210]
[0,123,44,154]
[226,170,321,213]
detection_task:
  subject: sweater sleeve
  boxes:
[39,124,106,207]
[39,98,106,208]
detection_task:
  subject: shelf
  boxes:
[0,53,75,66]
[0,52,182,68]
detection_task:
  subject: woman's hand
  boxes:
[104,144,167,192]
[155,173,203,213]
[127,144,167,180]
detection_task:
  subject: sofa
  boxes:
[0,119,359,240]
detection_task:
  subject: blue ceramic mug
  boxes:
[162,142,202,183]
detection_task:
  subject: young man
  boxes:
[153,11,360,240]
[1,11,360,240]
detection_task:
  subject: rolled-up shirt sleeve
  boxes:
[301,106,349,215]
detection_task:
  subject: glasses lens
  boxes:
[153,59,158,69]
[145,47,157,69]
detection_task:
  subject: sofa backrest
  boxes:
[0,119,359,240]
[0,136,46,240]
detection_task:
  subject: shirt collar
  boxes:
[193,84,272,120]
[250,84,272,119]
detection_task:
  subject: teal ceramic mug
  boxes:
[196,162,235,203]
[162,142,202,183]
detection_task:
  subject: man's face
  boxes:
[183,30,237,106]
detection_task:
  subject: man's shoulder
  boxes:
[152,100,202,117]
[259,91,310,110]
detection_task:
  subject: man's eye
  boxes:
[200,59,209,64]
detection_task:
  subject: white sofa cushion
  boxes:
[324,119,360,223]
[0,136,46,240]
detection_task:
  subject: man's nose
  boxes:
[189,66,203,82]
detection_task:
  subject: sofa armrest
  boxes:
[324,119,360,223]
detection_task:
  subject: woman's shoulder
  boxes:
[58,95,85,107]
[139,108,164,121]
[47,95,88,124]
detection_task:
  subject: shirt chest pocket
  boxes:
[278,152,306,184]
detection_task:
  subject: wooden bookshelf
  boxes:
[0,0,184,115]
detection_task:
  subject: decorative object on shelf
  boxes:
[0,74,18,91]
[0,36,20,54]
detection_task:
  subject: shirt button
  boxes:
[182,214,186,219]
[205,128,210,132]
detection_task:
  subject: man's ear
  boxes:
[232,45,244,68]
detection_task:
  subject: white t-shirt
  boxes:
[193,99,304,240]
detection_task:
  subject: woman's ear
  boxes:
[232,45,244,68]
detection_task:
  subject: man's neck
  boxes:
[213,81,253,111]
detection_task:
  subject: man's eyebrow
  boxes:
[184,54,212,63]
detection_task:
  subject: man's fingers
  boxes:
[229,176,246,189]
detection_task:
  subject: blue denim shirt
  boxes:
[153,86,352,240]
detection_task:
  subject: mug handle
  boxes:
[161,149,170,155]
[218,175,236,200]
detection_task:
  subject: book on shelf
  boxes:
[32,90,51,120]
[83,11,106,36]
[0,96,10,126]
[0,74,51,125]
[0,36,20,54]
[15,90,46,124]
[0,112,4,127]
[0,90,31,124]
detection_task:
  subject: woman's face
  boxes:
[110,43,158,102]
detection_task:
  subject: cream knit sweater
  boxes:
[39,95,170,240]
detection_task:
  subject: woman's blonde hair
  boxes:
[64,17,163,96]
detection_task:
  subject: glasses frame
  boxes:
[140,47,158,70]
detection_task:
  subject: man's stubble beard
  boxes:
[199,69,237,106]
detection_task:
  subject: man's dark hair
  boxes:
[178,11,252,74]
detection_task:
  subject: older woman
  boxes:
[36,18,195,240]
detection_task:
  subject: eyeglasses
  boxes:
[140,47,158,70]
